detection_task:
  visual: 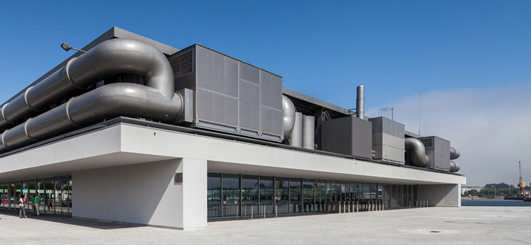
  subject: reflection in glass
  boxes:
[222,175,240,217]
[207,174,221,217]
[276,179,289,215]
[241,176,258,217]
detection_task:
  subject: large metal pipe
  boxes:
[302,115,315,150]
[450,146,460,160]
[0,83,183,150]
[449,161,460,172]
[356,85,365,119]
[0,38,174,133]
[282,95,296,140]
[289,112,303,147]
[0,38,182,152]
[405,137,429,167]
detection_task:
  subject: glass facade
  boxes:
[0,173,422,221]
[208,173,421,220]
[0,176,72,216]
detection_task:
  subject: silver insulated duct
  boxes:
[356,85,365,120]
[282,95,296,140]
[302,115,315,150]
[0,38,184,151]
[289,112,303,147]
[404,137,429,167]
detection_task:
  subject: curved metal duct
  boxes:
[0,38,182,152]
[405,137,429,167]
[0,83,182,150]
[450,146,460,160]
[0,38,174,132]
[282,95,296,140]
[449,161,460,172]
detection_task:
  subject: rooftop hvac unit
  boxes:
[369,117,405,163]
[169,44,284,142]
[320,115,372,159]
[419,136,451,171]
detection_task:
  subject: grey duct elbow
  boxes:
[0,38,174,133]
[405,137,429,167]
[450,146,460,160]
[449,161,460,172]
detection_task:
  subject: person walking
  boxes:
[33,194,41,216]
[19,195,27,218]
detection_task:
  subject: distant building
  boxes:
[0,27,466,229]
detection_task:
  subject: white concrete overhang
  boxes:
[0,122,466,185]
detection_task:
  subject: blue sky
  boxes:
[0,1,530,185]
[1,1,529,108]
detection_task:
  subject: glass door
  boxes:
[241,176,258,218]
[275,179,289,215]
[40,179,55,215]
[221,175,240,218]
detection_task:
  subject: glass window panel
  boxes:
[207,173,221,218]
[40,179,55,215]
[242,176,258,205]
[289,180,301,213]
[222,175,240,217]
[222,175,240,205]
[259,177,273,205]
[276,179,289,215]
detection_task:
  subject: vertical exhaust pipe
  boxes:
[356,85,365,119]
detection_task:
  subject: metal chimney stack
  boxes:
[356,85,365,119]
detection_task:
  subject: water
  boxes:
[462,199,531,206]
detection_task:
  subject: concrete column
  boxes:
[418,184,461,207]
[177,158,208,230]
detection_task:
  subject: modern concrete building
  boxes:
[0,27,465,230]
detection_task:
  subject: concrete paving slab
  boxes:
[0,207,530,245]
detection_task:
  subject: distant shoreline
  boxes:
[462,199,531,207]
[462,196,511,200]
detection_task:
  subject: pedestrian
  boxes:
[19,195,27,218]
[33,194,41,216]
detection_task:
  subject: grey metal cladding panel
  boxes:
[372,133,405,150]
[260,71,282,109]
[196,46,238,97]
[352,117,372,158]
[261,107,282,136]
[420,136,450,170]
[369,117,405,138]
[369,117,382,134]
[239,63,260,84]
[434,137,450,170]
[239,82,260,132]
[196,89,238,127]
[321,117,353,155]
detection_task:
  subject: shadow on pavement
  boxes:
[0,209,146,230]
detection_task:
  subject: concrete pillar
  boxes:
[177,158,208,230]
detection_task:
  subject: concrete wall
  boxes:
[72,158,207,229]
[418,184,461,207]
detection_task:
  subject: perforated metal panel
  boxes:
[369,117,405,163]
[171,44,283,142]
[420,136,451,171]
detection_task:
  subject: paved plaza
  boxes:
[0,207,530,244]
